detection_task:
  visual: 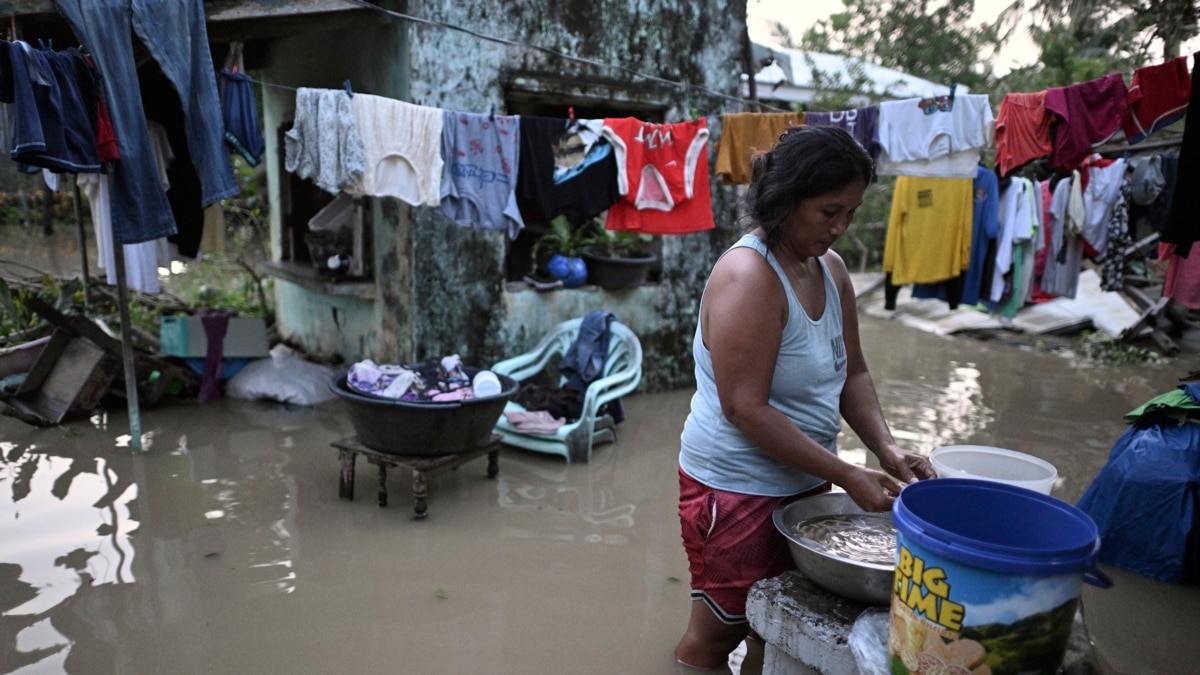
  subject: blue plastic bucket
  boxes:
[888,478,1110,675]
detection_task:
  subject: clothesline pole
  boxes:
[71,175,89,312]
[110,248,143,454]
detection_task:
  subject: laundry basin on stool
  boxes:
[330,368,517,455]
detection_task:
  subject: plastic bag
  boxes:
[849,607,891,675]
[225,344,338,406]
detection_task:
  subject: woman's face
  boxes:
[781,179,868,259]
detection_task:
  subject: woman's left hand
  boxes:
[876,444,937,484]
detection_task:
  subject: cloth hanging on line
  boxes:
[0,40,102,173]
[1122,56,1191,145]
[712,111,804,185]
[1045,73,1129,170]
[602,117,715,234]
[805,105,881,181]
[437,110,524,239]
[912,164,1000,308]
[1162,52,1200,258]
[876,93,993,178]
[349,93,443,205]
[285,87,365,195]
[516,115,619,222]
[883,175,974,286]
[994,91,1053,177]
[54,0,237,245]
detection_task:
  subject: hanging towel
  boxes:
[349,93,443,205]
[438,110,524,238]
[284,87,366,195]
[713,111,804,184]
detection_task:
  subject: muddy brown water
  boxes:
[4,233,1200,672]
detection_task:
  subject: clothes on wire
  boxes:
[53,0,237,245]
[437,110,524,238]
[712,111,803,184]
[805,106,881,181]
[284,87,366,195]
[349,93,443,205]
[1045,73,1129,171]
[516,115,619,222]
[602,117,715,234]
[1123,56,1191,145]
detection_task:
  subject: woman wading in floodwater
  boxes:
[674,126,935,671]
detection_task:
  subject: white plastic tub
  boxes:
[930,445,1058,495]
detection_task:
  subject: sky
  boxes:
[746,0,1041,76]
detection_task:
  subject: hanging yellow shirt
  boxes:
[883,176,974,285]
[714,112,805,184]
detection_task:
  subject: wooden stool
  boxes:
[332,434,500,519]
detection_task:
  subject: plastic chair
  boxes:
[491,318,643,463]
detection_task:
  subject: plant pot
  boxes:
[546,254,588,288]
[581,247,657,289]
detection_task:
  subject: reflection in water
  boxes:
[1,443,139,670]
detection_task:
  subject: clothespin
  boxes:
[949,83,957,101]
[690,107,700,122]
[343,78,353,98]
[568,106,575,125]
[489,103,496,121]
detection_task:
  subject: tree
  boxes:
[800,0,1009,96]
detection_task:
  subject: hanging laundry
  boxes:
[0,102,12,155]
[987,177,1040,317]
[55,0,238,245]
[438,110,524,239]
[1031,179,1057,304]
[1039,172,1085,299]
[216,40,264,166]
[218,70,265,166]
[1045,72,1129,170]
[1162,52,1200,257]
[79,172,161,294]
[81,52,119,163]
[883,176,974,286]
[877,93,993,178]
[805,105,881,180]
[1101,177,1132,291]
[1080,156,1127,257]
[713,111,803,184]
[602,117,715,234]
[1,41,102,173]
[285,87,365,195]
[517,115,618,222]
[1161,242,1200,309]
[142,65,207,260]
[994,91,1053,176]
[1148,152,1179,233]
[349,93,443,205]
[1123,56,1191,145]
[912,165,1000,307]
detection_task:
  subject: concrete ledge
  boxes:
[747,571,870,675]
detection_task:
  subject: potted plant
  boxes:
[529,216,595,288]
[581,225,658,290]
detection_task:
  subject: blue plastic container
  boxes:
[888,478,1110,675]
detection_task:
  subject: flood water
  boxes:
[4,231,1200,673]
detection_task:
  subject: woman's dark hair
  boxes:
[745,125,873,249]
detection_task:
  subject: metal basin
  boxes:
[773,491,895,605]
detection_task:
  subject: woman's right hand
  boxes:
[840,466,904,512]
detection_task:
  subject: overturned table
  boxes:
[332,434,501,519]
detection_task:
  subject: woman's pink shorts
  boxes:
[678,467,829,624]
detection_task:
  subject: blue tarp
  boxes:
[1077,383,1200,584]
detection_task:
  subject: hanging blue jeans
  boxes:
[53,0,238,245]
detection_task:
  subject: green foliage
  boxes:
[0,275,85,340]
[1076,331,1164,364]
[801,0,1004,98]
[529,215,604,272]
[587,228,655,259]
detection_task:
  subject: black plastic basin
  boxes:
[330,368,517,455]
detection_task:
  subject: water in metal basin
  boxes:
[791,513,897,566]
